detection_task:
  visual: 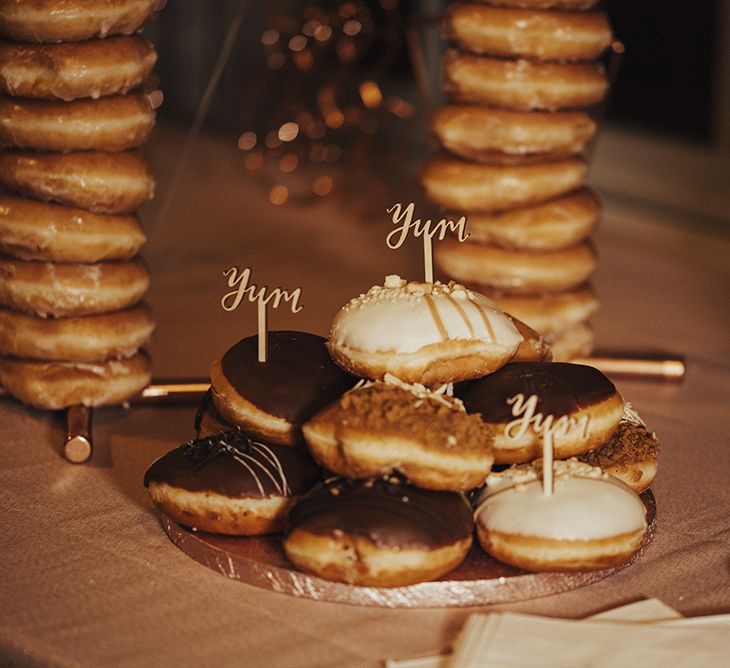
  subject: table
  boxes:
[1,125,729,667]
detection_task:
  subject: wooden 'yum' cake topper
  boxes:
[505,393,591,497]
[386,202,469,283]
[221,266,303,362]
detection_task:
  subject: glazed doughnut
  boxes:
[545,321,594,360]
[0,0,156,43]
[0,303,154,362]
[577,404,659,493]
[327,275,523,385]
[446,4,611,62]
[471,1,599,10]
[0,36,156,101]
[210,331,355,447]
[145,429,322,536]
[422,157,587,213]
[284,477,474,587]
[431,106,596,163]
[0,256,150,317]
[0,150,154,214]
[0,193,145,262]
[0,350,151,409]
[444,51,608,111]
[0,93,155,152]
[303,376,495,491]
[458,362,624,464]
[436,237,596,295]
[455,189,598,251]
[474,460,647,571]
[482,286,598,335]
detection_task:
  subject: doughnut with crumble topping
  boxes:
[0,350,150,409]
[145,429,322,536]
[0,256,150,317]
[0,0,157,43]
[303,376,495,491]
[0,150,154,214]
[0,35,156,101]
[474,460,647,571]
[458,362,624,464]
[444,51,608,111]
[577,405,659,493]
[284,476,473,587]
[0,193,145,262]
[0,93,155,152]
[0,303,154,362]
[326,275,523,385]
[210,331,355,447]
[446,4,611,62]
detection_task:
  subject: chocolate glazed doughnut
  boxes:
[458,362,624,463]
[210,331,356,446]
[145,429,322,536]
[284,477,474,587]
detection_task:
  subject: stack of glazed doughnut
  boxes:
[146,276,659,585]
[0,0,159,408]
[427,0,613,360]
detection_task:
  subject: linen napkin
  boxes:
[384,598,720,668]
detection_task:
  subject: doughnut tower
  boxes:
[427,0,612,360]
[0,1,158,409]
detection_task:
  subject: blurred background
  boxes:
[139,0,730,376]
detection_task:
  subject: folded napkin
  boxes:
[385,599,729,668]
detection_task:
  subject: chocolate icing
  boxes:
[144,430,321,499]
[220,331,355,423]
[458,362,616,421]
[286,477,473,549]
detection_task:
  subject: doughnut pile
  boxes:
[146,278,658,584]
[428,0,613,359]
[0,0,158,408]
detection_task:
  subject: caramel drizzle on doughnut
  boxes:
[467,295,496,341]
[444,295,475,337]
[220,437,291,497]
[424,294,449,341]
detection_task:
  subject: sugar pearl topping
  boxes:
[476,458,647,540]
[330,275,523,354]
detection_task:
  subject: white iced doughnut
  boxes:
[327,275,523,385]
[475,460,647,571]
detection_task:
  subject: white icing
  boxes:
[477,461,646,540]
[329,275,523,354]
[622,402,647,428]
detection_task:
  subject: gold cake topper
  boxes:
[221,266,303,362]
[505,393,591,497]
[386,202,469,283]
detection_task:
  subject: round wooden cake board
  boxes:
[161,491,655,609]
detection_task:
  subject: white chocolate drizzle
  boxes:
[217,437,291,497]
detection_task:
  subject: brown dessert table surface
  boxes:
[1,126,729,667]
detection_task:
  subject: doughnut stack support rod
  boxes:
[0,0,160,433]
[426,0,614,360]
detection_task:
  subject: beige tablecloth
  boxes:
[1,126,729,667]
